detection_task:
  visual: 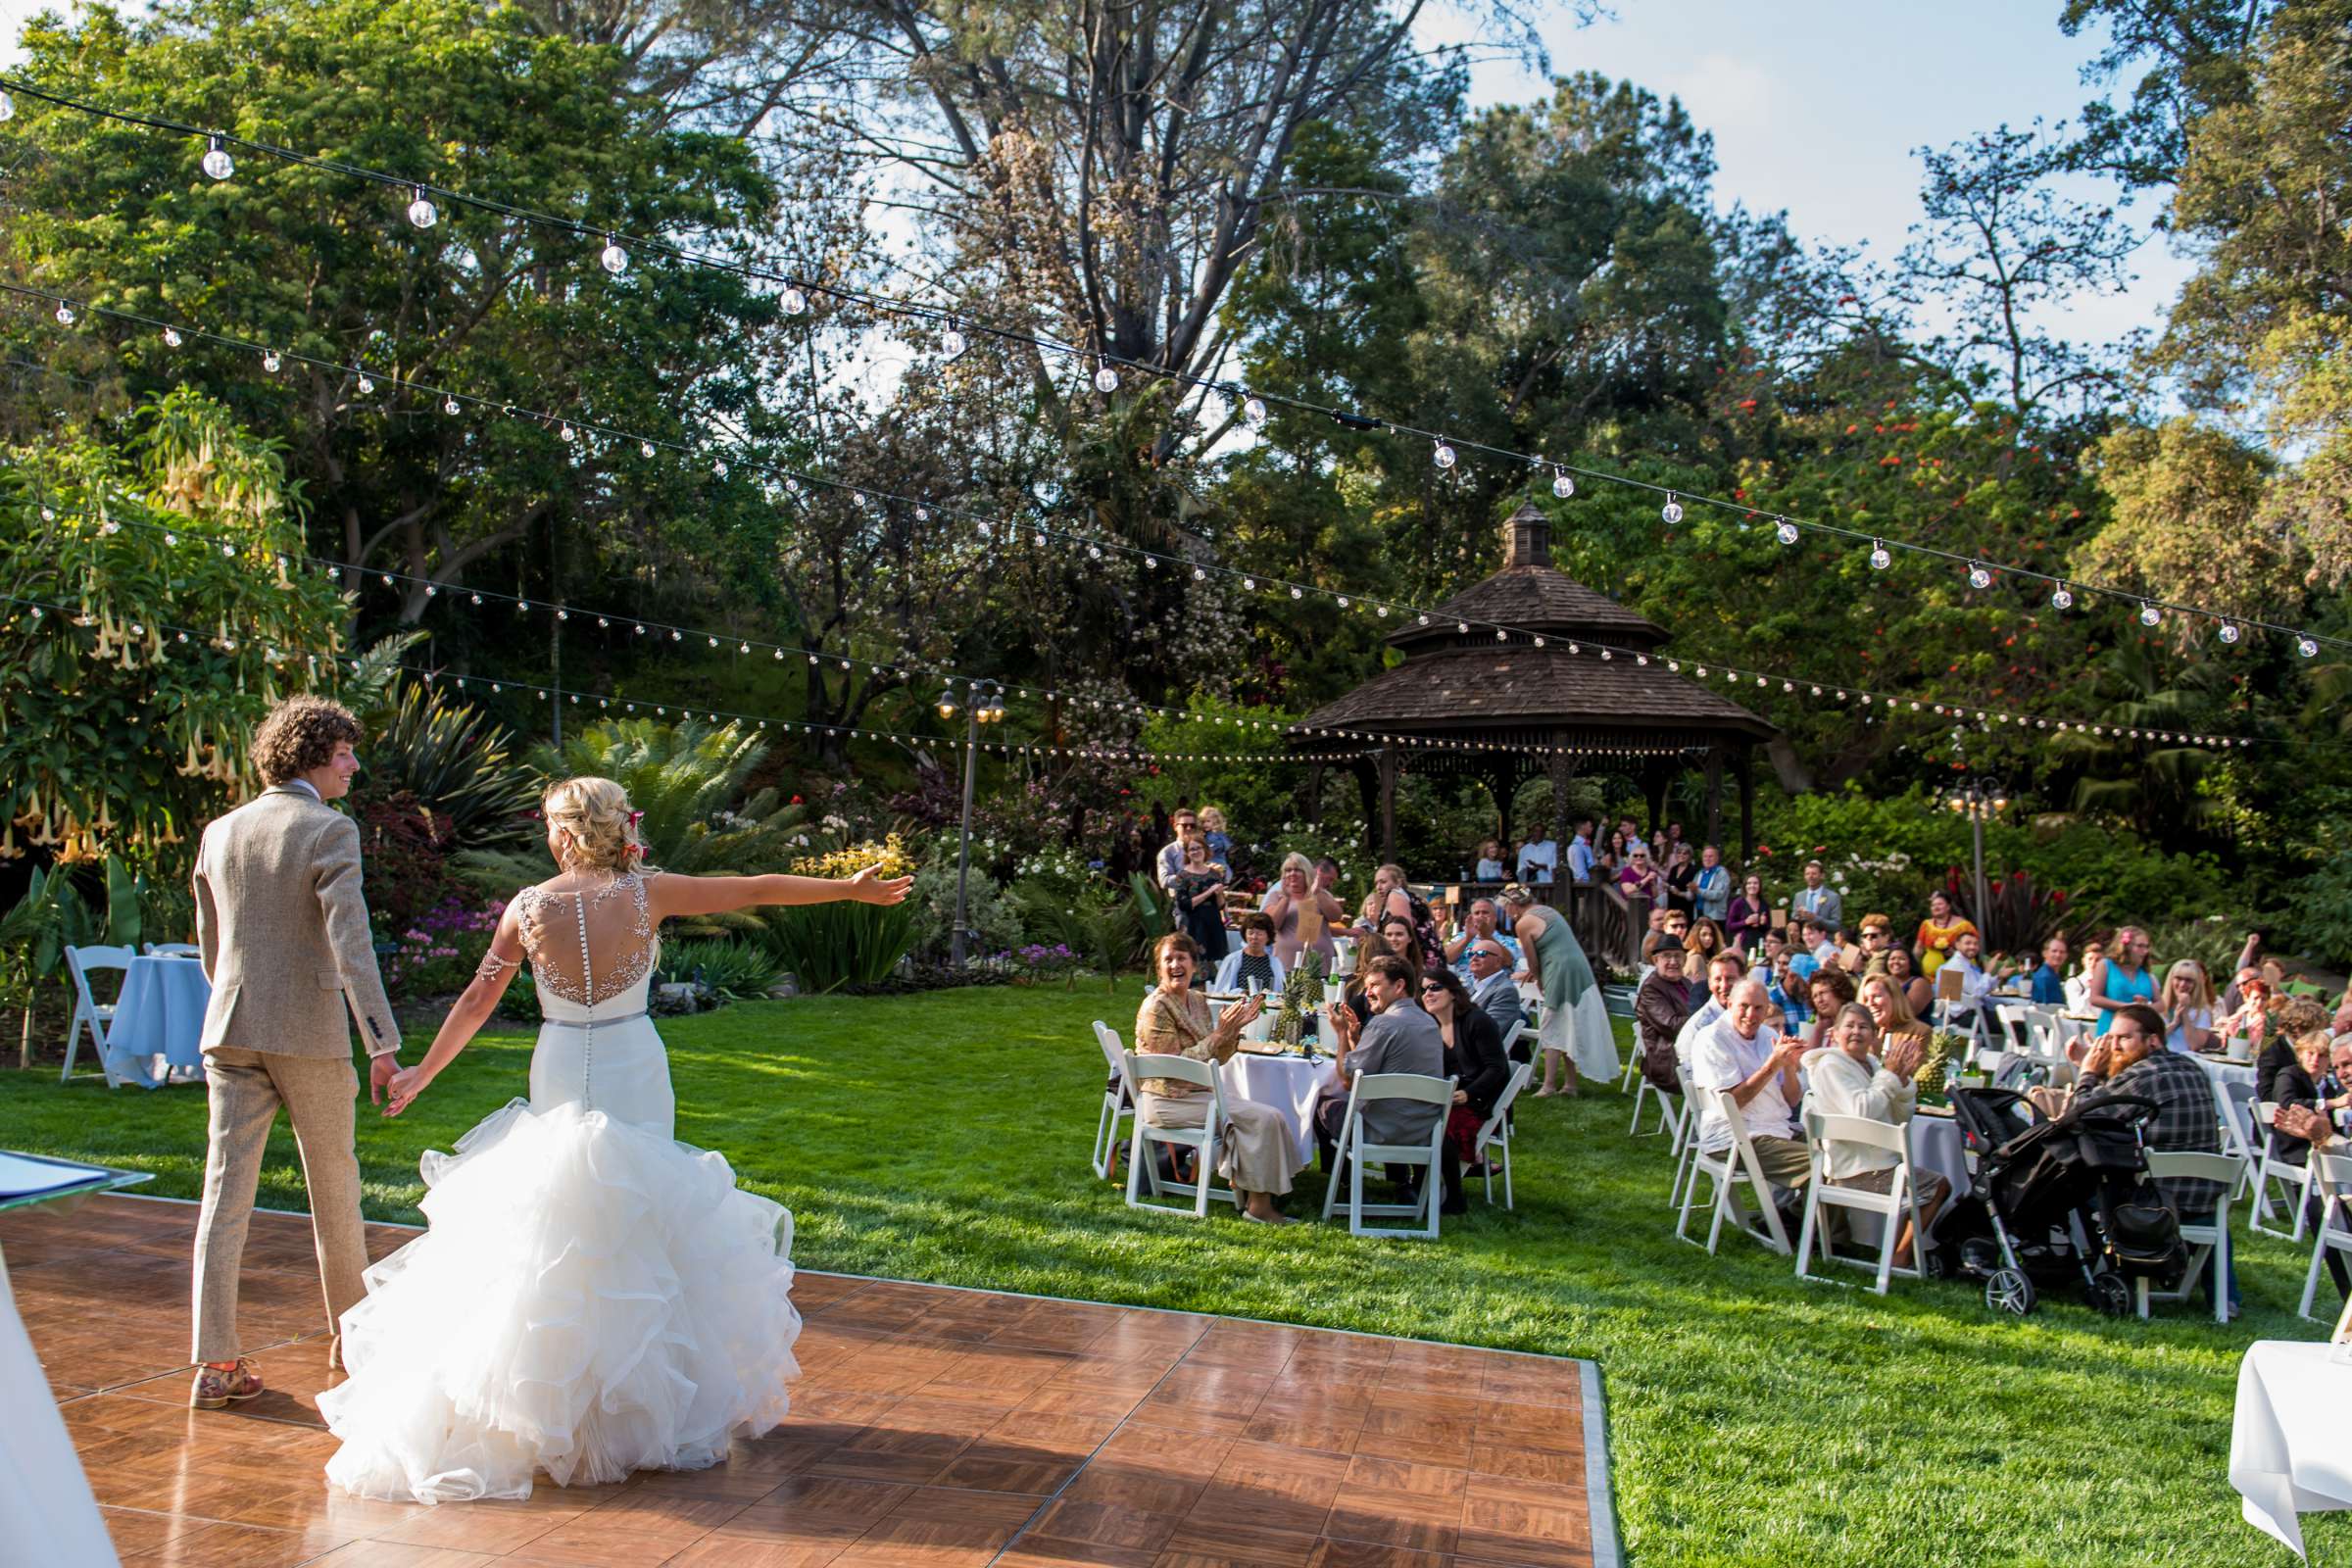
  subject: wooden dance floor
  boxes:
[7,1197,1613,1568]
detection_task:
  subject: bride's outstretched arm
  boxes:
[385,904,526,1117]
[650,863,914,920]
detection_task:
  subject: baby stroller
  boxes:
[1942,1085,2185,1317]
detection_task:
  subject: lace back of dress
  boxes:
[516,872,657,1007]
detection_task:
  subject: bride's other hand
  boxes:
[846,863,914,906]
[385,1064,433,1117]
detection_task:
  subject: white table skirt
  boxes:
[1909,1116,1969,1200]
[104,955,210,1089]
[0,1249,120,1566]
[1221,1054,1341,1175]
[2231,1339,2352,1556]
[2191,1054,2258,1095]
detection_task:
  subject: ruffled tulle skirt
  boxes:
[318,1099,800,1503]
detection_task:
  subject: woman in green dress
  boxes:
[1502,885,1619,1098]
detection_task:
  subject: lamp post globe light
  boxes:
[948,680,1006,968]
[1942,769,2010,931]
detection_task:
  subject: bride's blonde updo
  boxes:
[541,776,650,874]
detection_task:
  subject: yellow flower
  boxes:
[791,832,914,880]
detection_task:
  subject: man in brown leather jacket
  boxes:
[1636,935,1695,1096]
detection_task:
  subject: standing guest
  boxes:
[2085,925,2157,1037]
[1444,898,1522,979]
[1378,913,1435,980]
[1618,845,1666,904]
[1565,819,1597,884]
[1214,913,1284,995]
[1664,822,1688,857]
[1790,860,1843,937]
[1859,972,1932,1051]
[1805,1004,1950,1265]
[1314,956,1455,1211]
[1662,842,1698,917]
[1174,839,1231,964]
[1133,935,1293,1226]
[1604,827,1632,870]
[1502,885,1618,1098]
[1677,951,1749,1069]
[1420,968,1511,1179]
[1692,980,1812,1195]
[1913,890,1979,978]
[1636,937,1695,1101]
[1153,807,1201,891]
[1474,839,1508,882]
[1199,808,1236,873]
[1662,907,1692,945]
[1264,853,1344,969]
[1517,827,1560,886]
[1691,845,1733,923]
[1464,939,1528,1053]
[2029,935,2070,1007]
[1355,863,1442,963]
[1727,873,1771,956]
[1882,945,1935,1020]
[1805,967,1860,1051]
[2160,959,2216,1054]
[1618,817,1649,857]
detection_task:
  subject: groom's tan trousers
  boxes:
[190,1049,368,1364]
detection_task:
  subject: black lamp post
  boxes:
[1941,769,2011,926]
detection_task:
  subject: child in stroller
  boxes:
[1939,1085,2185,1315]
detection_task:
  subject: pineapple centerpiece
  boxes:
[1275,950,1324,1049]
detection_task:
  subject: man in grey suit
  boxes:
[188,696,401,1409]
[1313,954,1460,1211]
[1464,940,1528,1059]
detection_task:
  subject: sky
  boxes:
[0,0,2193,357]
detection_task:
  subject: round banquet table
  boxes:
[1220,1052,1341,1175]
[2231,1339,2352,1556]
[103,954,211,1089]
[1908,1114,1970,1200]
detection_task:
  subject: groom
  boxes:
[188,695,401,1409]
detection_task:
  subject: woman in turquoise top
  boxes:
[1502,885,1617,1097]
[2087,925,2156,1036]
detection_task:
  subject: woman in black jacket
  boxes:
[2266,1029,2335,1167]
[1420,968,1512,1172]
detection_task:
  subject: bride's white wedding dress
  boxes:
[318,872,800,1504]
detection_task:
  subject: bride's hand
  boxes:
[385,1064,433,1117]
[846,862,914,906]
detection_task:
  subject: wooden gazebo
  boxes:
[1289,501,1778,870]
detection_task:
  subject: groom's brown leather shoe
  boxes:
[190,1358,263,1409]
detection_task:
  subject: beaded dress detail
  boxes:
[319,871,800,1504]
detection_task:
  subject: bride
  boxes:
[317,776,910,1504]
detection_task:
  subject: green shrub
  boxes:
[657,938,783,1001]
[906,855,1024,961]
[758,903,916,993]
[1005,879,1146,972]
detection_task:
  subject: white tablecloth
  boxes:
[0,1248,120,1566]
[2191,1054,2258,1095]
[1221,1053,1340,1175]
[104,955,210,1089]
[2231,1339,2352,1556]
[1909,1115,1969,1199]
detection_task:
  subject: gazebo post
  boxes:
[1735,746,1755,862]
[1376,748,1402,864]
[1303,762,1325,828]
[1643,760,1669,840]
[1548,732,1575,900]
[1349,758,1380,855]
[1487,759,1518,846]
[1702,746,1726,852]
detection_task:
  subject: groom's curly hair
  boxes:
[251,696,364,785]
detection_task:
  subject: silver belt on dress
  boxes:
[543,1011,649,1028]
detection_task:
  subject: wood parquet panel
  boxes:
[5,1197,1603,1568]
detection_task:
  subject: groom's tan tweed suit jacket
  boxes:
[189,784,398,1364]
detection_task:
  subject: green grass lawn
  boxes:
[2,983,2335,1567]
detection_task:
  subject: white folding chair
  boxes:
[1501,1019,1529,1062]
[1618,1022,1643,1093]
[2216,1079,2264,1208]
[142,942,200,957]
[1628,1040,1679,1137]
[1474,1061,1534,1209]
[1667,1064,1701,1211]
[62,944,136,1088]
[1675,1086,1793,1256]
[1794,1110,1927,1296]
[1121,1052,1236,1217]
[1320,1071,1455,1238]
[1090,1021,1134,1180]
[2250,1102,2316,1241]
[2135,1152,2245,1324]
[2298,1152,2352,1321]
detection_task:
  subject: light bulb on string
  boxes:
[1661,494,1683,524]
[163,327,181,348]
[0,90,13,122]
[357,372,373,394]
[262,350,279,372]
[1243,393,1269,429]
[1432,438,1457,470]
[406,187,437,229]
[599,234,629,274]
[54,303,74,325]
[2138,602,2162,627]
[559,423,576,443]
[940,320,966,358]
[1968,563,1992,590]
[2218,621,2241,646]
[780,285,808,316]
[1775,520,1798,546]
[1869,541,1890,570]
[1093,360,1119,395]
[202,135,234,180]
[443,396,460,416]
[639,440,655,458]
[2051,585,2074,610]
[2299,636,2320,659]
[1552,468,1575,499]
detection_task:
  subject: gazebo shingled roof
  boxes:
[1287,500,1778,869]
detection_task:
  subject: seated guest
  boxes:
[1800,916,1842,971]
[1858,972,1931,1051]
[1790,859,1843,937]
[1882,944,1935,1019]
[1804,966,1859,1050]
[1464,938,1528,1054]
[2214,971,2273,1045]
[1804,1003,1950,1264]
[1661,907,1691,945]
[2064,936,2105,1014]
[1444,897,1522,979]
[1766,950,1813,1032]
[1691,978,1811,1194]
[1474,838,1508,882]
[2258,997,2332,1107]
[2160,958,2216,1054]
[1314,955,1455,1211]
[1378,912,1435,978]
[2263,1027,2336,1169]
[2029,935,2069,1006]
[1683,916,1729,971]
[1420,968,1511,1178]
[1636,937,1695,1099]
[1761,927,1793,982]
[1939,929,1999,1026]
[1134,934,1293,1225]
[1214,913,1284,995]
[1852,912,1895,973]
[2062,1004,2225,1231]
[1676,950,1749,1070]
[2274,1102,2352,1303]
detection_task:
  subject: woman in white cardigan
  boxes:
[1803,1003,1949,1264]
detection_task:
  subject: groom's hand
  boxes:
[368,1052,401,1107]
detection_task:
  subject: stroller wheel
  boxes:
[1984,1267,2036,1316]
[2085,1270,2132,1318]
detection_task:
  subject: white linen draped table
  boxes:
[102,954,210,1089]
[2190,1053,2258,1095]
[2231,1339,2352,1556]
[1907,1114,1969,1200]
[1220,1052,1341,1175]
